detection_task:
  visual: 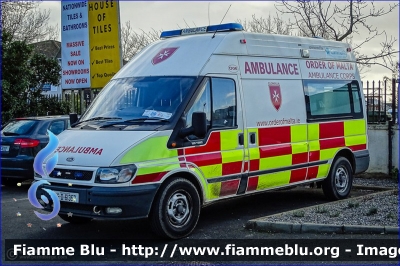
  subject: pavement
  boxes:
[246,185,399,235]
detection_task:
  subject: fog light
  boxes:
[105,207,122,214]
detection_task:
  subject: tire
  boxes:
[322,157,353,200]
[58,214,93,224]
[150,178,201,239]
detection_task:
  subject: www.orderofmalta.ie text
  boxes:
[257,118,300,127]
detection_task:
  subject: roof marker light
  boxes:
[160,23,244,38]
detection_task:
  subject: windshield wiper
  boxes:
[100,117,169,128]
[72,117,121,127]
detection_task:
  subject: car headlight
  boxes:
[95,164,137,184]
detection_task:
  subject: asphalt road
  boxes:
[1,182,397,265]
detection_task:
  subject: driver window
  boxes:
[185,77,237,140]
[211,78,236,128]
[186,79,211,128]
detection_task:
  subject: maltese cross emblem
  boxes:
[268,82,282,111]
[152,47,179,65]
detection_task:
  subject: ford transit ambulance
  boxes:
[35,23,369,239]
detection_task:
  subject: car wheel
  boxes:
[322,157,353,200]
[58,214,93,224]
[150,178,201,239]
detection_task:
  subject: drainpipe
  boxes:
[388,78,396,174]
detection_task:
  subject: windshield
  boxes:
[81,76,197,122]
[2,120,38,135]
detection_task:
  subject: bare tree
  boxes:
[1,0,59,43]
[121,21,160,62]
[238,14,292,35]
[275,0,399,73]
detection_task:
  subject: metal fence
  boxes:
[364,78,398,124]
[364,78,398,174]
[63,91,82,115]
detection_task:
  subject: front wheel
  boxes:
[322,157,353,200]
[150,178,201,239]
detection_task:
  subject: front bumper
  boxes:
[38,182,160,219]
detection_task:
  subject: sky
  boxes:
[42,1,399,84]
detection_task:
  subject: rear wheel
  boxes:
[150,178,200,239]
[322,157,353,200]
[58,214,92,224]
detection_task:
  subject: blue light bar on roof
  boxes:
[160,23,243,38]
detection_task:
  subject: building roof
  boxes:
[31,40,61,59]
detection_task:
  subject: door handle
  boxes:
[250,133,256,144]
[238,133,244,145]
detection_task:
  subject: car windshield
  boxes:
[2,120,37,135]
[80,76,197,122]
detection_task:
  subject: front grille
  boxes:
[49,169,93,181]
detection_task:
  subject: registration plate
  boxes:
[1,145,10,152]
[52,190,79,203]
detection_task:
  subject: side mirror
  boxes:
[179,112,207,138]
[69,113,78,125]
[192,112,207,138]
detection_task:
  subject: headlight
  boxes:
[95,164,137,184]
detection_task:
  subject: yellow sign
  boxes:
[88,0,122,88]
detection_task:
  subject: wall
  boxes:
[366,124,399,174]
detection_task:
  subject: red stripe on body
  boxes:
[177,148,184,156]
[186,152,222,167]
[290,168,307,183]
[249,159,259,171]
[307,166,319,179]
[258,126,291,146]
[292,152,308,165]
[309,151,320,162]
[222,161,243,175]
[132,172,167,184]
[243,161,249,172]
[247,176,259,192]
[185,132,220,155]
[178,149,186,167]
[219,179,240,196]
[259,144,292,158]
[320,137,345,150]
[319,122,344,139]
[349,144,367,151]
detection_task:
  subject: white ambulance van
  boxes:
[36,23,369,239]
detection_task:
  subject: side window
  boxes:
[49,120,65,135]
[303,80,363,120]
[211,78,236,128]
[185,77,237,139]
